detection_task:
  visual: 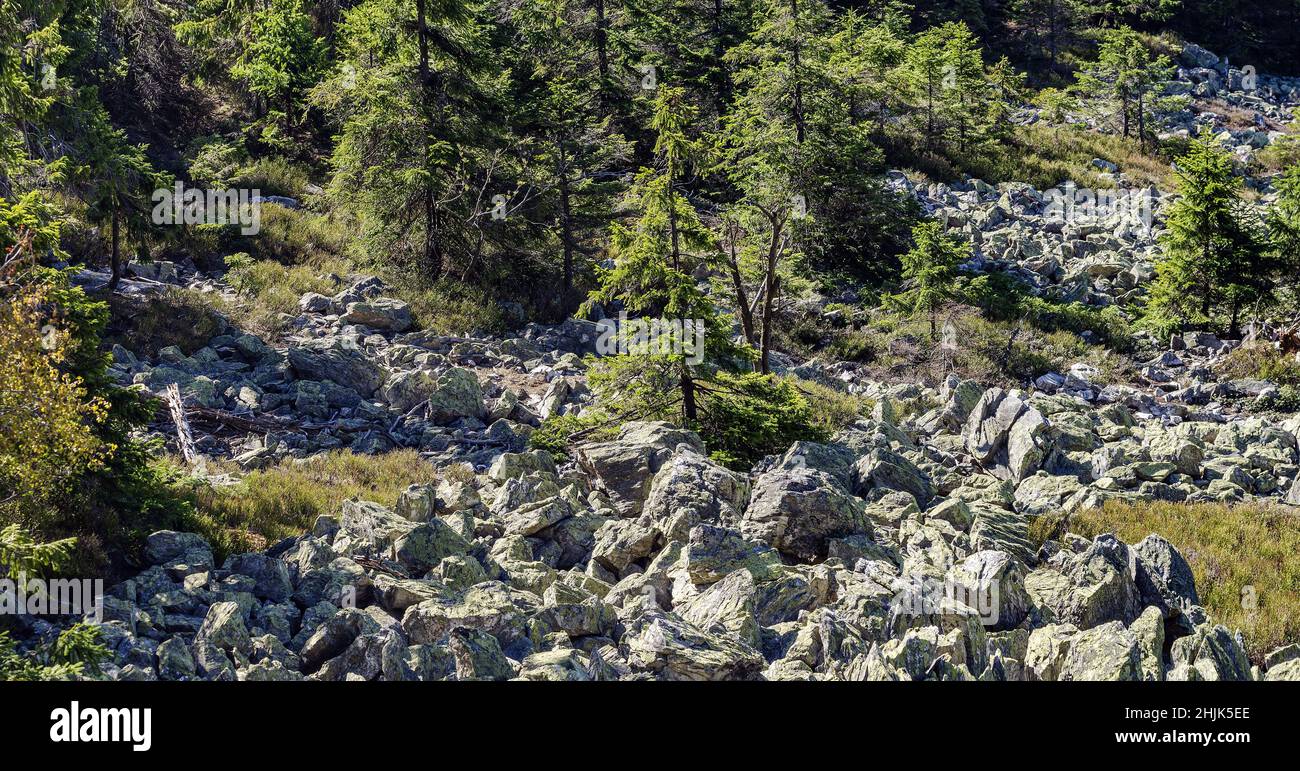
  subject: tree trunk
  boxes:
[595,0,609,81]
[759,212,785,375]
[724,223,756,346]
[667,170,681,272]
[790,0,806,145]
[1047,0,1059,69]
[1137,90,1146,150]
[108,201,121,291]
[1120,86,1130,138]
[557,143,575,308]
[680,366,697,423]
[416,0,441,278]
[712,0,730,114]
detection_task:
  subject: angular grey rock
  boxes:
[622,610,764,681]
[288,338,383,396]
[964,388,1028,465]
[742,467,870,563]
[575,421,705,516]
[223,553,293,602]
[1132,533,1199,618]
[343,298,412,332]
[642,447,750,540]
[1058,621,1142,681]
[196,601,252,655]
[949,550,1030,631]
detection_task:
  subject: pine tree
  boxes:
[895,219,969,338]
[511,0,634,311]
[76,101,160,290]
[1147,132,1268,335]
[231,0,326,137]
[585,86,725,422]
[1009,0,1087,69]
[903,24,949,150]
[1268,164,1300,297]
[318,0,504,281]
[1075,25,1172,151]
[827,10,906,134]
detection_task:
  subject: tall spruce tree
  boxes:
[1147,132,1269,335]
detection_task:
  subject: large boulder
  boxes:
[223,553,293,603]
[342,298,412,332]
[1132,533,1198,618]
[742,467,871,563]
[575,422,704,516]
[683,524,783,586]
[852,448,932,504]
[1005,407,1050,482]
[622,610,764,681]
[964,388,1028,465]
[401,582,539,648]
[1057,621,1142,681]
[641,446,750,540]
[1168,624,1253,681]
[382,367,486,420]
[288,337,383,396]
[393,518,473,575]
[948,550,1031,631]
[1027,534,1141,628]
[196,601,251,655]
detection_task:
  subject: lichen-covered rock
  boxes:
[1058,621,1142,681]
[343,298,412,332]
[575,422,704,516]
[642,446,750,540]
[196,601,251,655]
[742,467,870,563]
[948,550,1030,631]
[1132,533,1199,618]
[401,582,539,648]
[622,610,764,681]
[288,337,383,396]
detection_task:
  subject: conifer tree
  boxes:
[1147,132,1268,335]
[895,219,969,338]
[1076,25,1173,150]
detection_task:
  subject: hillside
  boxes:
[4,1,1300,685]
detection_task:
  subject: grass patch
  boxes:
[1216,342,1300,386]
[228,157,313,199]
[397,278,506,336]
[1070,499,1300,663]
[237,204,352,266]
[222,255,349,341]
[110,287,229,356]
[987,123,1176,190]
[788,377,874,435]
[889,123,1176,190]
[175,450,435,556]
[855,304,1135,388]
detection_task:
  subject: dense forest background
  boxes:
[3,0,1299,327]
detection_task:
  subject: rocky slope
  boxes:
[25,43,1300,682]
[39,355,1300,680]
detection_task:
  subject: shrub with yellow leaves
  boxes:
[0,228,108,531]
